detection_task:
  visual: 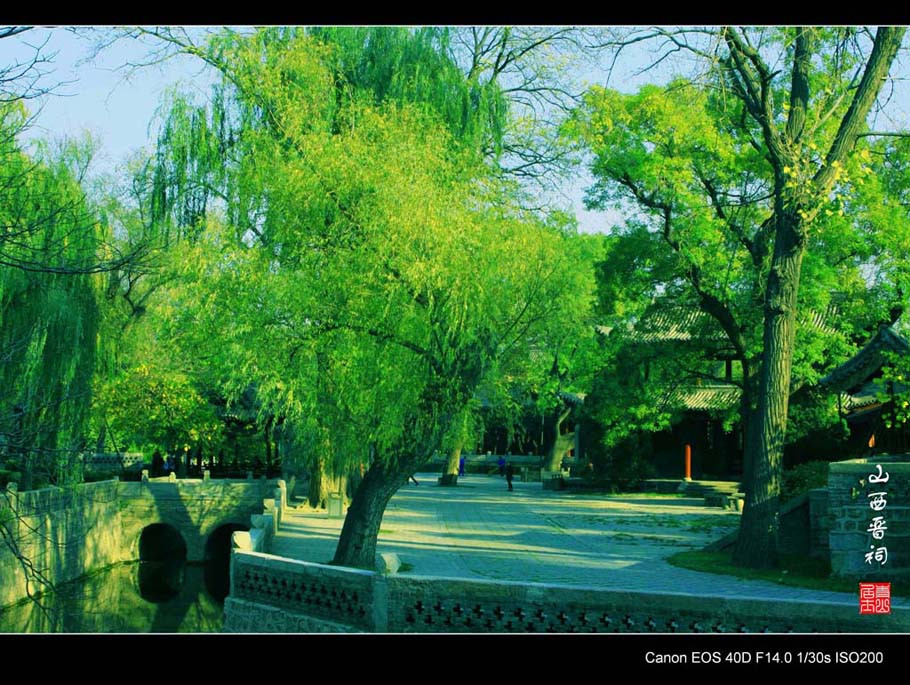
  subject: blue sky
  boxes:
[0,27,634,233]
[0,28,218,171]
[2,27,908,235]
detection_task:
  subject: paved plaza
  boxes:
[271,473,906,607]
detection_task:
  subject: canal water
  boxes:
[0,559,227,633]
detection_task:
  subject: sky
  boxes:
[2,27,909,235]
[0,28,219,172]
[0,27,640,234]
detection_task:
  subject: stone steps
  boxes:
[643,479,742,509]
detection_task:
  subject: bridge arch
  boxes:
[139,523,187,562]
[137,523,188,603]
[204,522,249,601]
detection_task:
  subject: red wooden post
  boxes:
[684,443,692,481]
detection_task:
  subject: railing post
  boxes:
[230,531,252,598]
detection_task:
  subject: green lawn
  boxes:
[668,550,910,597]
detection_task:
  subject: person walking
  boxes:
[458,454,466,477]
[505,462,514,491]
[497,455,506,477]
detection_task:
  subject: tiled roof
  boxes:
[627,306,726,343]
[820,326,910,393]
[597,302,838,345]
[668,383,741,411]
[840,379,910,412]
[841,389,880,412]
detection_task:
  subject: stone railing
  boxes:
[225,552,374,632]
[84,452,146,473]
[230,479,287,555]
[223,550,910,633]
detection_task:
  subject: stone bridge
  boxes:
[0,476,283,608]
[119,477,281,562]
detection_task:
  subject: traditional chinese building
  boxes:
[596,303,744,480]
[595,298,849,480]
[819,324,910,455]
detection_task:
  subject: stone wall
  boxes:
[808,487,830,558]
[0,480,125,608]
[828,455,910,578]
[224,550,910,633]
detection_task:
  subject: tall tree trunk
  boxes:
[333,460,407,569]
[440,441,464,486]
[307,456,348,509]
[734,212,805,568]
[732,28,904,569]
[545,405,575,472]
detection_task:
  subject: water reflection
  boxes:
[138,560,187,603]
[0,558,227,633]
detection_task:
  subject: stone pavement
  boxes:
[271,473,907,608]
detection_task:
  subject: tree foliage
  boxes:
[0,104,107,488]
[130,28,595,567]
[571,26,908,567]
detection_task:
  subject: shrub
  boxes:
[781,460,829,502]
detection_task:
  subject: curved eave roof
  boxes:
[820,326,910,392]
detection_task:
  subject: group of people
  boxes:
[467,454,516,490]
[150,451,178,478]
[407,454,516,491]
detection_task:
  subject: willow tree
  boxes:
[576,26,907,567]
[131,26,514,497]
[112,27,601,490]
[141,30,591,569]
[0,105,109,489]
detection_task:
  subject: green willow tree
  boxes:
[574,26,907,567]
[139,30,591,569]
[0,105,108,489]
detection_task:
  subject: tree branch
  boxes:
[814,27,906,192]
